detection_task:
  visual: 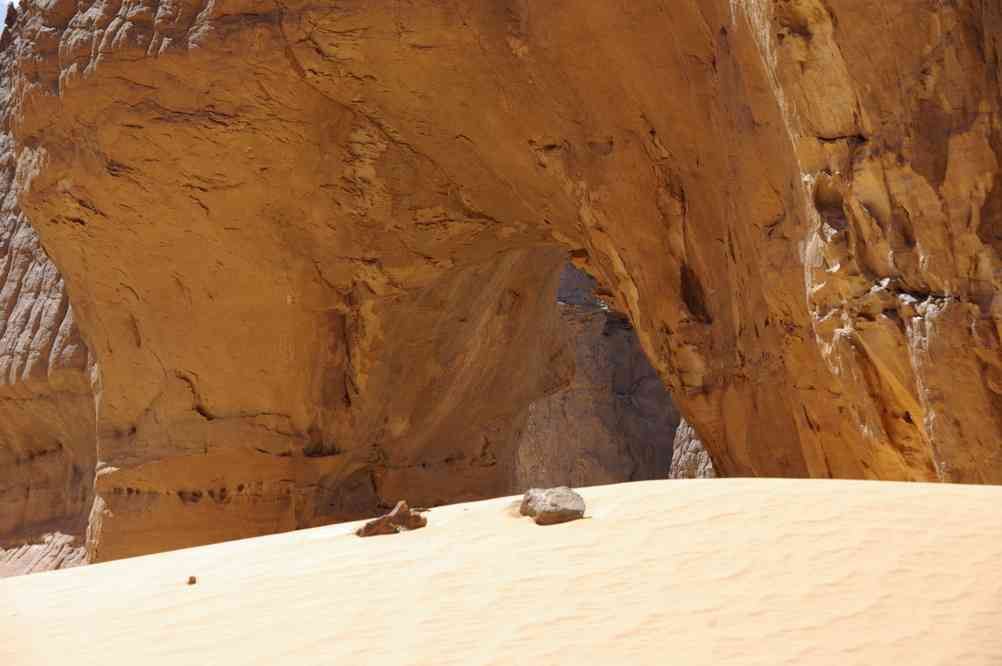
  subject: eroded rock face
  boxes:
[0,206,93,541]
[515,265,679,487]
[0,14,95,572]
[769,1,1002,483]
[0,532,86,577]
[0,1,999,565]
[670,419,717,480]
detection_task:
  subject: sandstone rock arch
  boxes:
[1,0,1000,562]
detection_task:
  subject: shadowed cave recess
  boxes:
[2,0,1002,574]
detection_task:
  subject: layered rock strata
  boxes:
[0,532,86,577]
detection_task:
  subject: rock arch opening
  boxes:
[514,263,681,489]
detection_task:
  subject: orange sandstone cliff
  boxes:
[1,0,1000,571]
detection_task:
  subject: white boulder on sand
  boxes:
[3,479,1002,665]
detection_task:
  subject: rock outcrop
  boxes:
[0,532,86,577]
[670,419,717,480]
[0,1,999,566]
[515,265,679,488]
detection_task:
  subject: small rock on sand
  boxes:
[356,500,428,537]
[520,487,585,525]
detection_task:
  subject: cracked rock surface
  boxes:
[0,0,999,568]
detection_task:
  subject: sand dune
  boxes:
[3,479,1002,665]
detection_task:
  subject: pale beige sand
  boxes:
[3,479,1002,665]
